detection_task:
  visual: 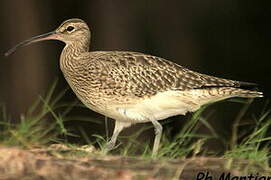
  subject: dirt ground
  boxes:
[0,146,269,180]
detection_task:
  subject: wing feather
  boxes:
[88,51,256,97]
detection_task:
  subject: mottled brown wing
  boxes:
[91,51,246,97]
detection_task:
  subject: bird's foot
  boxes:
[105,140,116,151]
[102,140,117,155]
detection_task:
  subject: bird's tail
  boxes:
[236,89,263,98]
[234,81,263,98]
[221,87,263,98]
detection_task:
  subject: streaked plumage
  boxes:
[5,18,263,156]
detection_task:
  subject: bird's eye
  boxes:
[66,26,75,32]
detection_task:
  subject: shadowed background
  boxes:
[0,0,270,152]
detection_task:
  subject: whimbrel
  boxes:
[5,19,263,156]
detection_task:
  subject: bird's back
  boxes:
[82,51,259,97]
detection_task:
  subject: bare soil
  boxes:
[0,146,269,180]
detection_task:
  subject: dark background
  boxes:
[0,0,270,151]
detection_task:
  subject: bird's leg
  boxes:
[105,121,131,152]
[151,120,163,157]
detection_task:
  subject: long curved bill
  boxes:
[4,31,58,57]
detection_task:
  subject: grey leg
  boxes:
[105,121,131,152]
[151,120,163,157]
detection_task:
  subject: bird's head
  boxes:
[5,18,91,56]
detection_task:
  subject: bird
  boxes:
[5,18,263,156]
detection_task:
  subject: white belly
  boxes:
[106,90,202,123]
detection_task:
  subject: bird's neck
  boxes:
[60,41,89,70]
[62,40,89,57]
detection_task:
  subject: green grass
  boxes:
[224,103,271,168]
[0,82,60,147]
[0,80,86,147]
[0,81,270,171]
